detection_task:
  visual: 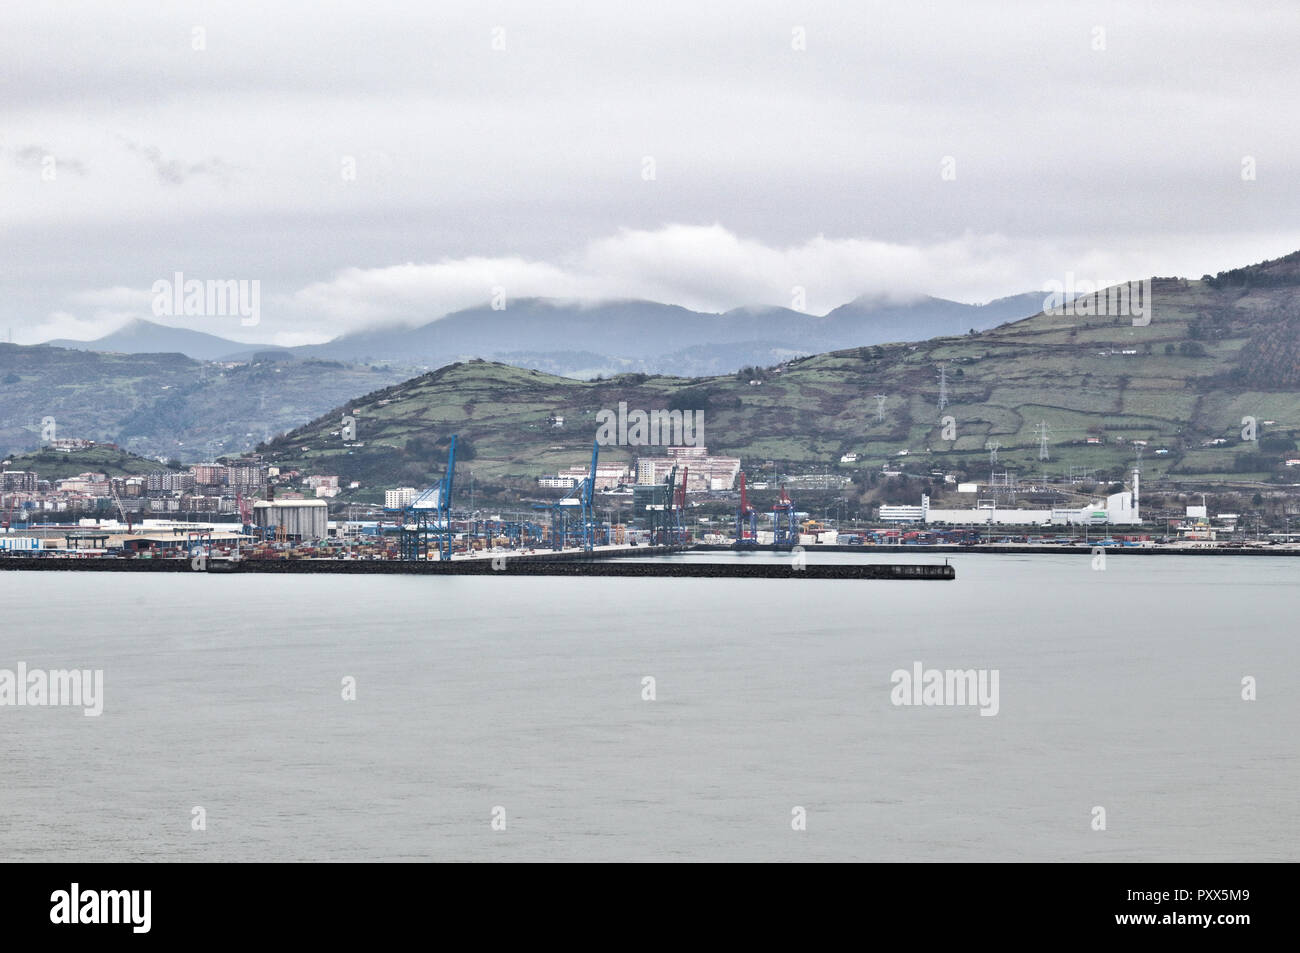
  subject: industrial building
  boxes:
[253,499,329,540]
[880,470,1142,526]
[635,446,740,491]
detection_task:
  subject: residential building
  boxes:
[1,470,37,492]
[385,487,418,509]
[557,464,628,490]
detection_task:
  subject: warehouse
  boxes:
[883,470,1142,527]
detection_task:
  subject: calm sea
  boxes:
[1,551,1296,861]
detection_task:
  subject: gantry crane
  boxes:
[534,439,600,551]
[772,484,797,546]
[735,471,758,546]
[397,435,457,560]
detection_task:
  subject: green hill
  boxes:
[0,345,407,461]
[253,251,1300,505]
[1,445,184,481]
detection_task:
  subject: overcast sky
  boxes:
[3,0,1299,345]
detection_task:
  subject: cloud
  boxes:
[5,1,1300,347]
[290,257,592,323]
[68,286,154,309]
[26,311,127,344]
[24,287,156,344]
[286,225,1076,323]
[8,144,87,175]
[26,220,1300,348]
[122,140,234,185]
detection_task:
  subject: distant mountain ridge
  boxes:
[47,320,255,362]
[42,292,1048,377]
[290,293,1047,375]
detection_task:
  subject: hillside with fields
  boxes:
[252,252,1300,507]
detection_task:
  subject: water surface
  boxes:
[1,551,1295,861]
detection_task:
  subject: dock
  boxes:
[0,553,955,580]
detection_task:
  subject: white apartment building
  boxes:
[385,487,418,509]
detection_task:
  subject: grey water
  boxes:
[1,551,1296,862]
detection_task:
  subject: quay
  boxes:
[0,548,955,580]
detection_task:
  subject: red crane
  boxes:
[735,471,757,544]
[772,484,797,545]
[671,466,690,544]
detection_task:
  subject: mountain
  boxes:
[46,320,255,362]
[35,293,1047,378]
[283,293,1045,377]
[0,345,408,461]
[817,292,1047,346]
[251,253,1300,505]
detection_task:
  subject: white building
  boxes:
[636,447,740,491]
[385,487,417,509]
[884,470,1143,526]
[536,476,577,489]
[558,463,628,490]
[878,502,927,522]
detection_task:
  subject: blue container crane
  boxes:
[534,439,600,552]
[395,434,457,560]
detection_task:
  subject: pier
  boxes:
[0,551,955,580]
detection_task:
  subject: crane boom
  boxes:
[110,483,133,533]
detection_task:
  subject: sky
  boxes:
[3,0,1299,346]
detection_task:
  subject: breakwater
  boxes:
[0,553,954,579]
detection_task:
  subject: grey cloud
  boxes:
[1,1,1299,343]
[9,144,87,175]
[122,140,234,185]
